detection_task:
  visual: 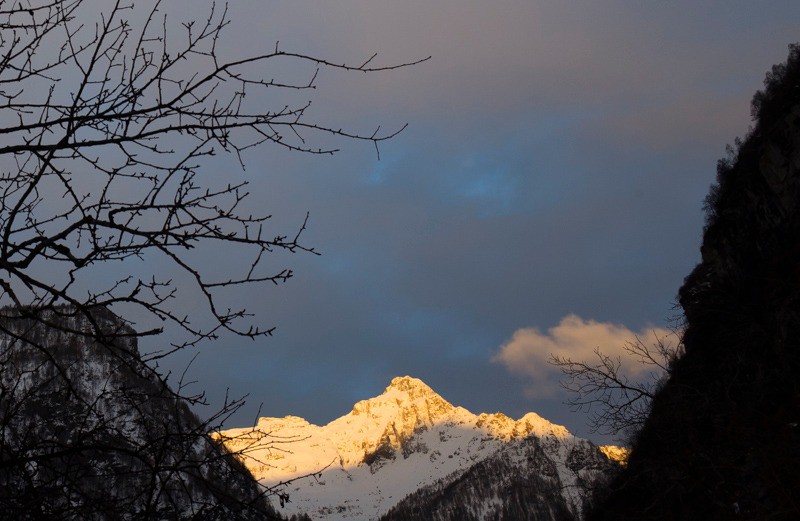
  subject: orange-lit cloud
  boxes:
[492,315,679,398]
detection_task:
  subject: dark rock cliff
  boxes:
[590,44,800,521]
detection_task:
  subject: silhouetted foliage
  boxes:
[589,43,800,521]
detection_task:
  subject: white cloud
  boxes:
[492,315,679,398]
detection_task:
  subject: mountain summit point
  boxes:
[387,374,433,391]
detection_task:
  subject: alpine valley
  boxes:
[220,376,620,521]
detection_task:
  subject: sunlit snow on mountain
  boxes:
[219,376,616,520]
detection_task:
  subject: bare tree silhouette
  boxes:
[0,0,426,347]
[551,330,683,438]
[0,1,426,518]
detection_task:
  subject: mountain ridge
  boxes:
[220,375,614,520]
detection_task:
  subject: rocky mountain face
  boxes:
[380,434,605,521]
[221,376,616,521]
[0,306,277,520]
[589,45,800,520]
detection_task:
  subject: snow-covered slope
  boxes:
[0,306,276,520]
[220,376,614,520]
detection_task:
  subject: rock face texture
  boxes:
[221,376,616,521]
[0,306,276,520]
[380,435,600,521]
[589,45,800,520]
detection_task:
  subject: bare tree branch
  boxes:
[0,0,429,348]
[0,1,427,517]
[550,329,684,437]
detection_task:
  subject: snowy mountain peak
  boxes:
[343,376,454,428]
[515,411,571,438]
[386,375,435,394]
[325,377,457,468]
[221,376,613,520]
[378,375,453,414]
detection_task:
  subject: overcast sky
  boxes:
[140,1,800,444]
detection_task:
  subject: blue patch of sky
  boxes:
[454,157,579,219]
[449,109,604,217]
[353,107,604,221]
[350,107,601,225]
[362,155,398,185]
[376,304,495,365]
[321,252,356,275]
[459,160,519,216]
